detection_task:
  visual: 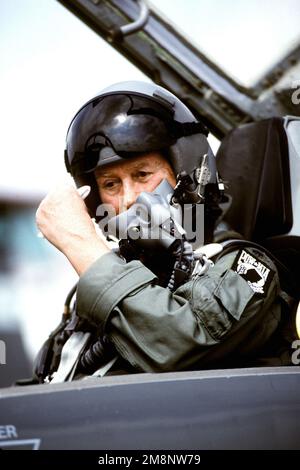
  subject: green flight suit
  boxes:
[76,247,282,372]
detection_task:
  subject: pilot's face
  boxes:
[95,152,176,214]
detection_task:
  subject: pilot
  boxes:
[36,81,286,379]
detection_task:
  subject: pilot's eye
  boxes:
[102,180,119,190]
[136,171,153,180]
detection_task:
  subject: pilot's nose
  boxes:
[120,181,138,211]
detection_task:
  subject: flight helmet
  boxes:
[64,80,223,219]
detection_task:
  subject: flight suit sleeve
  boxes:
[76,249,281,372]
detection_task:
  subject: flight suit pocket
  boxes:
[214,269,255,321]
[193,269,255,341]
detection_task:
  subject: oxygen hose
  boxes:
[78,335,116,374]
[167,238,194,291]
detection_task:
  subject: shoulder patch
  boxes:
[232,249,274,296]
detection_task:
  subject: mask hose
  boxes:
[167,238,195,291]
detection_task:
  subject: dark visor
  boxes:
[66,94,206,175]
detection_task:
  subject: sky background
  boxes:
[0,0,299,363]
[0,0,147,198]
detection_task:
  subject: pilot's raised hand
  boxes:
[36,183,110,275]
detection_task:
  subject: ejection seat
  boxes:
[215,116,300,337]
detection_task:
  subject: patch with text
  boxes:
[232,249,274,295]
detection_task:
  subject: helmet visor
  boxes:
[67,94,178,175]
